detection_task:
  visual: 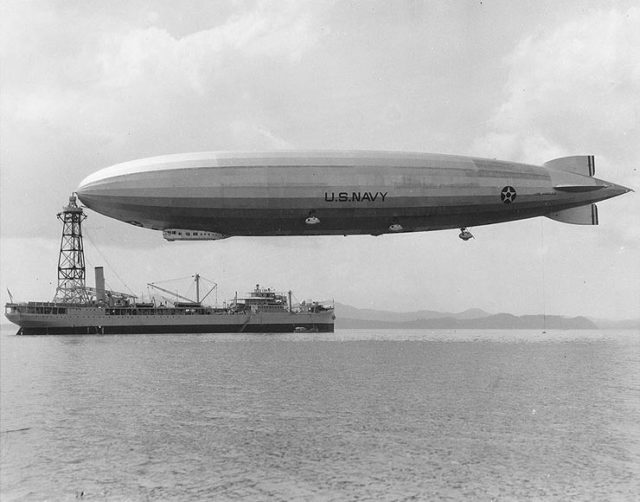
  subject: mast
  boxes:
[195,273,200,304]
[53,194,90,303]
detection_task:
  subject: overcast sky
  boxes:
[1,0,638,319]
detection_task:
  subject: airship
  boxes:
[76,151,632,241]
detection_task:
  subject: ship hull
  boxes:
[14,323,334,335]
[5,305,334,335]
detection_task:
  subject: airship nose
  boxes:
[76,162,125,204]
[76,166,122,217]
[76,177,90,198]
[76,176,99,207]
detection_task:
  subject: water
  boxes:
[1,327,638,501]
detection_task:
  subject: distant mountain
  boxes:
[334,303,598,329]
[333,302,491,323]
[454,308,492,320]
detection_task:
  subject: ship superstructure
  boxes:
[4,196,334,335]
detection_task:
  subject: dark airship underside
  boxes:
[76,151,631,240]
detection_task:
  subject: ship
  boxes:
[4,195,334,335]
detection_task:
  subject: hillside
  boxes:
[334,304,599,329]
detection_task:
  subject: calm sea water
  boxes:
[1,326,638,501]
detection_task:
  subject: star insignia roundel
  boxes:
[500,186,517,204]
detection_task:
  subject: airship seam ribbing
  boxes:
[77,151,632,239]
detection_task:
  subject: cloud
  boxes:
[1,1,325,239]
[3,1,323,144]
[97,6,319,93]
[230,121,294,149]
[472,6,640,176]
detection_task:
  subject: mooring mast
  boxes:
[53,194,90,303]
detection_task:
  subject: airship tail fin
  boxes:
[546,204,598,225]
[544,155,595,177]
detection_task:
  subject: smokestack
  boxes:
[95,267,105,302]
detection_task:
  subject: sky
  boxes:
[1,0,638,319]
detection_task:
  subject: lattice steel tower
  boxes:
[53,194,90,303]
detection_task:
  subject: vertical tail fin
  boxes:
[544,155,595,177]
[546,204,598,225]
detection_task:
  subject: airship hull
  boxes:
[77,151,630,237]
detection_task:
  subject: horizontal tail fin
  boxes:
[544,155,595,177]
[546,204,598,225]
